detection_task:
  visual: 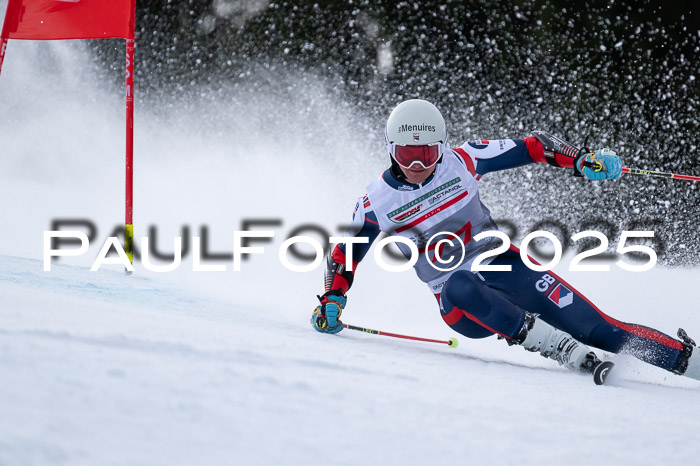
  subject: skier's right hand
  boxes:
[311,291,346,334]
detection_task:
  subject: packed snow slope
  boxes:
[1,40,700,466]
[2,256,700,466]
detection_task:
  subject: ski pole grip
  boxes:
[582,160,603,171]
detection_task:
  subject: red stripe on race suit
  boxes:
[434,241,446,263]
[417,222,472,253]
[452,148,477,176]
[447,306,510,338]
[554,152,575,168]
[332,244,359,271]
[509,244,683,350]
[328,275,349,294]
[524,136,546,163]
[416,221,472,263]
[524,136,576,168]
[395,190,470,234]
[441,305,464,326]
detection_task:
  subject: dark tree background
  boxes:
[91,0,698,265]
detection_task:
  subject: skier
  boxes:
[311,98,700,382]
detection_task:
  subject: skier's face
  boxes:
[400,164,436,184]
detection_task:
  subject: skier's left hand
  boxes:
[575,148,622,180]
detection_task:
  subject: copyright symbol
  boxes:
[425,231,466,272]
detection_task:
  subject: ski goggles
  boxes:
[390,142,443,169]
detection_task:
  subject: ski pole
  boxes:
[620,167,700,182]
[583,160,700,182]
[343,323,459,347]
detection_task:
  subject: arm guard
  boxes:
[530,130,587,176]
[323,245,355,295]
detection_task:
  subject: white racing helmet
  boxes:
[385,99,449,169]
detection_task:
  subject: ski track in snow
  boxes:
[1,255,700,466]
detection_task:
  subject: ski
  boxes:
[593,361,615,385]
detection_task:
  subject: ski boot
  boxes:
[673,328,700,381]
[511,312,601,373]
